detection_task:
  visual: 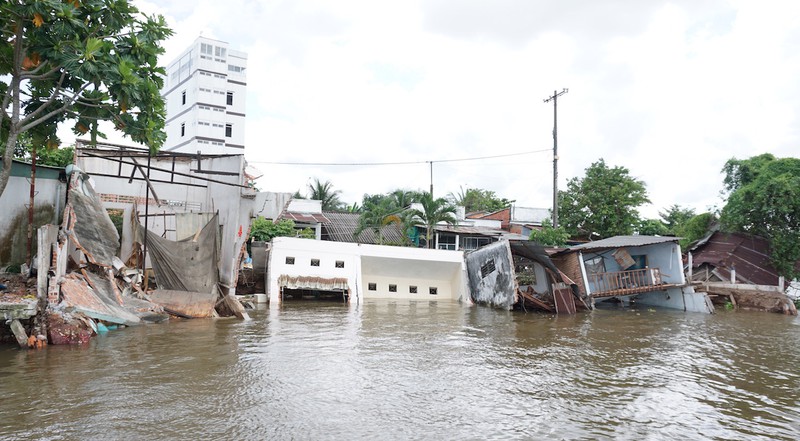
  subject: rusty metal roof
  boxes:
[689,231,782,285]
[567,235,679,252]
[321,212,406,244]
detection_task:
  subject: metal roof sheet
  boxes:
[279,211,330,224]
[568,235,679,251]
[321,212,406,244]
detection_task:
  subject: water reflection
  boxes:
[1,301,799,440]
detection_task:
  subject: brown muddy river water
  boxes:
[2,300,799,440]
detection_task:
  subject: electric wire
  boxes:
[248,148,551,166]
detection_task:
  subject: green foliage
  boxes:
[659,204,696,235]
[307,178,344,211]
[720,155,800,279]
[528,219,569,247]
[107,209,123,239]
[0,0,172,198]
[409,192,458,248]
[356,189,420,245]
[637,219,669,236]
[558,159,650,239]
[678,212,716,249]
[249,218,308,242]
[449,186,513,213]
[12,135,74,167]
[724,301,735,310]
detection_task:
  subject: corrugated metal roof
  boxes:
[321,212,406,244]
[690,231,783,286]
[568,235,679,251]
[279,211,330,224]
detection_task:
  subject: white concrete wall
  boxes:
[268,237,467,304]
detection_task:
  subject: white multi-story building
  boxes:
[162,36,247,154]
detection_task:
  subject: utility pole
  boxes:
[543,88,568,229]
[428,161,433,197]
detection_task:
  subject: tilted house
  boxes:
[551,236,714,313]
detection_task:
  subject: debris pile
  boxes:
[2,168,248,349]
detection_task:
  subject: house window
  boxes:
[368,283,376,291]
[409,286,417,294]
[389,284,397,293]
[226,91,233,106]
[225,124,232,137]
[285,257,295,265]
[335,260,344,268]
[429,287,438,295]
[584,256,606,276]
[201,43,213,55]
[437,234,456,250]
[480,259,496,278]
[310,259,320,267]
[215,46,226,58]
[181,90,186,105]
[463,237,491,251]
[180,122,185,137]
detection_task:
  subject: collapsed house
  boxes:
[464,240,586,313]
[551,236,715,313]
[687,231,797,315]
[2,142,256,348]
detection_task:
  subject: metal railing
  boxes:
[589,268,663,296]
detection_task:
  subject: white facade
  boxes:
[162,36,247,154]
[268,237,470,305]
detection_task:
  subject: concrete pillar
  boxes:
[731,267,736,283]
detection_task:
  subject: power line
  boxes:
[248,148,551,166]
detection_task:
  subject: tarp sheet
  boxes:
[66,175,120,266]
[135,213,220,294]
[277,275,349,291]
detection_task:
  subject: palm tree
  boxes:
[408,192,458,248]
[308,178,342,211]
[355,198,401,244]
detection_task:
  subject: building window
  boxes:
[225,124,232,137]
[226,91,233,106]
[335,260,344,268]
[180,122,185,137]
[480,259,496,278]
[463,237,491,251]
[584,256,606,276]
[409,286,417,294]
[285,257,295,265]
[310,259,320,267]
[368,283,376,291]
[389,284,397,293]
[181,90,186,105]
[215,46,226,58]
[437,234,456,250]
[201,43,213,55]
[429,287,438,295]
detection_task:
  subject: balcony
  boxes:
[588,268,674,298]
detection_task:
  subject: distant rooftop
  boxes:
[568,235,679,252]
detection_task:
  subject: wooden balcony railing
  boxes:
[588,268,665,297]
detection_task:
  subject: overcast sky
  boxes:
[120,0,799,218]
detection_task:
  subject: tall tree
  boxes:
[448,186,513,213]
[659,204,696,235]
[308,178,343,211]
[0,0,172,197]
[558,158,650,239]
[409,192,458,249]
[720,155,800,279]
[529,218,569,247]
